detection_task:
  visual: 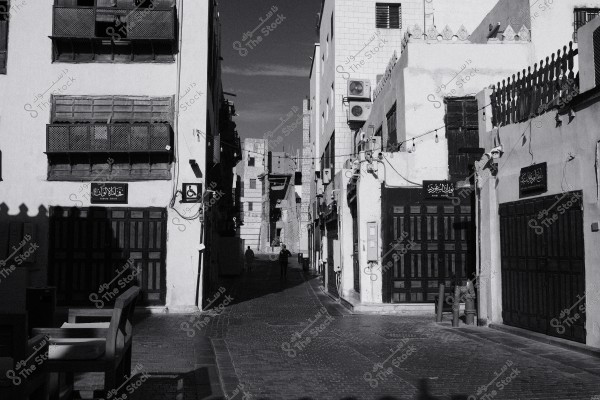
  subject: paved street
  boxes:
[204,255,600,400]
[74,255,600,400]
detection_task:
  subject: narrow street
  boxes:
[201,256,600,400]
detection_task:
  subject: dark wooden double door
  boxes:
[499,192,586,343]
[382,188,475,303]
[49,207,167,306]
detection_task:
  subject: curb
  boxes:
[489,323,600,359]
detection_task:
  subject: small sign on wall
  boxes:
[423,181,455,199]
[182,183,202,203]
[519,163,547,197]
[90,183,128,204]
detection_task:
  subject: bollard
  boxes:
[465,281,476,325]
[436,284,445,323]
[452,285,460,327]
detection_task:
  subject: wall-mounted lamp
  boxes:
[189,159,203,178]
[555,113,563,127]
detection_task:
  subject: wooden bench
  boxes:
[0,314,49,400]
[33,286,140,400]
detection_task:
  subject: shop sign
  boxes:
[423,181,455,199]
[519,163,547,197]
[90,183,128,204]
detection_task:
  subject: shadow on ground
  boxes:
[211,253,311,309]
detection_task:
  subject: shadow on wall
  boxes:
[0,203,143,310]
[0,203,49,313]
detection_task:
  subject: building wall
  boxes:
[300,99,311,256]
[0,0,210,312]
[316,0,502,300]
[236,138,266,250]
[476,97,600,349]
[309,44,322,271]
[355,39,530,304]
[476,16,600,348]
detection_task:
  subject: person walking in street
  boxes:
[245,246,255,272]
[279,244,292,279]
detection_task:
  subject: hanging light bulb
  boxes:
[412,139,416,153]
[435,130,439,143]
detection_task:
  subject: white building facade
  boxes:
[0,0,221,312]
[236,138,266,251]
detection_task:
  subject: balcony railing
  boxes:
[46,123,172,153]
[490,42,579,127]
[52,1,176,40]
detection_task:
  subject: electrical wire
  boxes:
[380,154,422,187]
[220,101,494,162]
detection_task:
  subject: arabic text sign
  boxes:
[91,183,128,204]
[423,181,455,199]
[519,163,547,197]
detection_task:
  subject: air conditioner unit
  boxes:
[348,102,372,122]
[348,79,371,100]
[323,168,332,185]
[365,136,382,152]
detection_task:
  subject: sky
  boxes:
[218,0,322,156]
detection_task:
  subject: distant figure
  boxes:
[279,244,292,279]
[245,246,255,272]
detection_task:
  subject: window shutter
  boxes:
[376,4,389,29]
[595,27,600,86]
[376,3,401,29]
[213,134,221,164]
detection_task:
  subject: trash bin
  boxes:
[26,286,56,334]
[302,258,309,272]
[298,253,303,262]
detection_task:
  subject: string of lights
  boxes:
[219,101,494,162]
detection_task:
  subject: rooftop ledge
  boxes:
[402,23,531,47]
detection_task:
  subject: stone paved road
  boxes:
[204,255,600,400]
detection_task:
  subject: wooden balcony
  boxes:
[52,1,176,41]
[46,123,172,154]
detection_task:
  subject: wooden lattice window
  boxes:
[595,26,600,86]
[46,95,174,181]
[0,0,9,74]
[376,3,401,29]
[386,103,397,150]
[445,97,479,182]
